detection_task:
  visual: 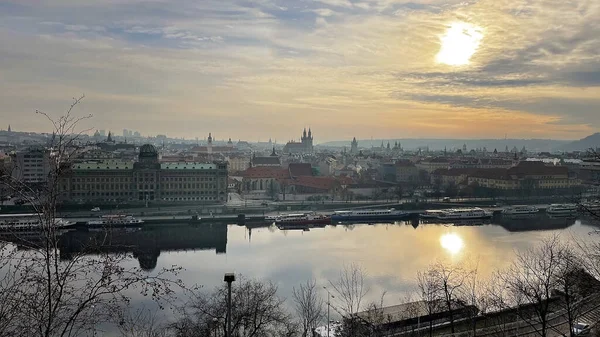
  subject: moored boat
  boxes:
[580,202,600,213]
[421,210,446,219]
[87,214,144,228]
[0,213,73,232]
[275,212,330,227]
[546,204,577,216]
[437,208,492,221]
[330,208,409,222]
[502,205,539,215]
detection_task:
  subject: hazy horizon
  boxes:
[1,0,600,141]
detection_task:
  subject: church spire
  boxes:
[7,125,11,132]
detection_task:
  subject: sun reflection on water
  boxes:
[440,233,464,255]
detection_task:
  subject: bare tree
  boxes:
[172,276,297,337]
[429,262,468,334]
[416,269,442,337]
[497,235,564,337]
[329,263,370,337]
[0,97,182,337]
[117,308,169,337]
[292,279,323,337]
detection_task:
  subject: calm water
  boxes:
[20,215,599,334]
[99,215,600,314]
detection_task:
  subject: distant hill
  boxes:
[318,138,571,153]
[561,133,600,152]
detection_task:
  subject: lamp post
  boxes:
[323,286,335,337]
[224,273,236,337]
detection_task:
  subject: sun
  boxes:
[440,233,464,255]
[436,22,483,66]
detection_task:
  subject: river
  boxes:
[10,215,600,333]
[94,215,598,317]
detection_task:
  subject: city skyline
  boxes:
[1,0,599,141]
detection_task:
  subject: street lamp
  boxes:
[224,273,236,337]
[323,286,335,337]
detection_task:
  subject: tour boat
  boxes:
[330,208,409,222]
[87,214,144,228]
[264,215,278,224]
[580,202,600,213]
[421,210,446,219]
[546,204,578,216]
[275,212,330,227]
[0,214,73,232]
[502,205,539,215]
[436,208,492,221]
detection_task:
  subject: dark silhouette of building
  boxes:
[58,225,228,270]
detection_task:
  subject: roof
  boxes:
[240,167,290,179]
[72,161,134,170]
[160,162,217,170]
[432,168,478,176]
[252,156,281,166]
[288,163,313,177]
[395,160,416,168]
[290,176,339,190]
[469,168,512,180]
[508,161,568,176]
[355,300,470,324]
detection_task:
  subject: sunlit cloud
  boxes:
[0,0,598,140]
[436,22,484,66]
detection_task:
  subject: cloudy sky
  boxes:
[1,0,599,142]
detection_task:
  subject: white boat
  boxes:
[330,208,409,222]
[276,212,330,227]
[87,214,144,228]
[580,202,600,213]
[0,213,72,232]
[437,208,492,221]
[264,215,278,223]
[421,210,446,219]
[546,204,578,215]
[502,205,539,215]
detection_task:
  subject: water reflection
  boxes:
[440,233,464,255]
[58,225,228,270]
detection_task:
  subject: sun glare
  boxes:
[436,22,483,66]
[440,233,464,255]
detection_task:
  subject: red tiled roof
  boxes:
[240,167,290,179]
[289,163,313,177]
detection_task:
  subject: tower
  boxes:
[351,137,358,154]
[208,133,213,145]
[308,128,313,152]
[7,125,11,133]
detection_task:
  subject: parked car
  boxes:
[573,323,590,335]
[91,207,100,212]
[443,197,451,202]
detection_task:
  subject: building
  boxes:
[59,144,228,204]
[350,137,358,154]
[283,128,314,154]
[225,154,251,173]
[190,133,236,155]
[416,157,450,173]
[395,160,419,183]
[354,300,477,335]
[251,148,281,167]
[239,166,289,192]
[11,147,51,184]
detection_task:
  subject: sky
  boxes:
[0,0,599,143]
